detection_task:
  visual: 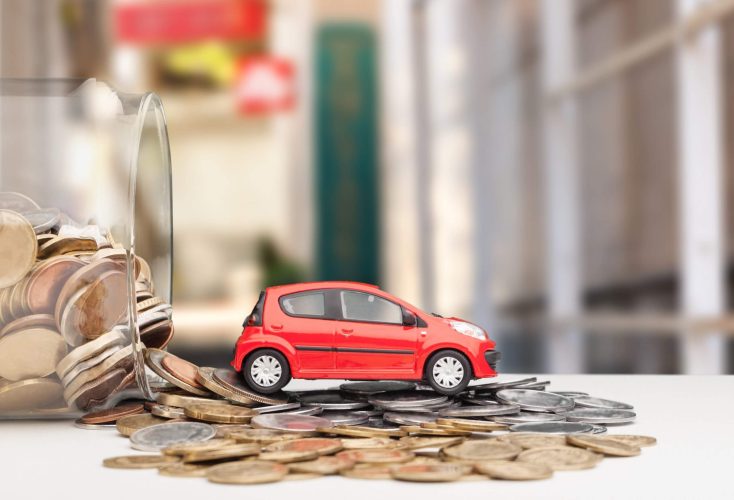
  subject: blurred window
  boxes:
[339,291,402,324]
[280,292,325,318]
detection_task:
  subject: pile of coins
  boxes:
[92,351,655,484]
[0,192,172,414]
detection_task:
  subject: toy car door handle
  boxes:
[340,328,353,334]
[271,324,283,330]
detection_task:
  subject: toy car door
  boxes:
[333,289,417,373]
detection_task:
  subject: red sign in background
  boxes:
[115,0,266,44]
[234,57,295,114]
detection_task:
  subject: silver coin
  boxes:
[469,377,537,392]
[372,403,439,414]
[365,417,401,429]
[320,411,371,425]
[74,419,116,431]
[298,391,370,410]
[340,381,416,395]
[368,390,447,408]
[284,405,323,416]
[591,425,607,435]
[459,395,500,406]
[251,413,333,433]
[252,402,301,414]
[21,208,61,234]
[496,389,574,412]
[138,310,170,330]
[438,404,520,418]
[519,381,550,390]
[554,391,588,398]
[491,411,566,425]
[130,422,215,451]
[509,422,594,434]
[383,412,438,426]
[0,192,40,212]
[573,396,634,410]
[564,408,636,425]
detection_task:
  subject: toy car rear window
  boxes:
[280,291,326,317]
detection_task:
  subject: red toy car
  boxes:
[231,281,500,395]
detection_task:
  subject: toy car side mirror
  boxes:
[402,310,417,327]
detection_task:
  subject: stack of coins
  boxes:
[0,192,172,413]
[90,354,656,484]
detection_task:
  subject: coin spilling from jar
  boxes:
[0,192,173,414]
[91,365,656,484]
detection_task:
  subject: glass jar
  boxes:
[0,79,172,418]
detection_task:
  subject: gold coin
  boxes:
[435,417,508,432]
[263,438,343,456]
[336,448,414,464]
[183,443,261,463]
[158,463,210,478]
[103,455,180,469]
[399,436,464,450]
[258,449,321,463]
[150,403,186,419]
[442,439,522,462]
[0,210,37,288]
[0,327,67,381]
[163,438,236,456]
[401,426,471,437]
[391,462,468,482]
[340,464,395,480]
[184,402,255,424]
[288,456,355,474]
[206,461,288,485]
[318,426,403,439]
[229,428,301,444]
[604,435,657,447]
[567,435,641,457]
[0,378,63,411]
[474,460,553,480]
[340,437,398,449]
[116,413,171,437]
[516,446,601,471]
[38,236,97,260]
[498,432,567,449]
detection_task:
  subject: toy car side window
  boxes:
[279,291,326,318]
[339,290,402,325]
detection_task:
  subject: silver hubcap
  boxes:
[250,355,282,387]
[432,356,464,388]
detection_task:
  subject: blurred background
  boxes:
[2,0,734,375]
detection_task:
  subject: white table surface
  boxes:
[2,375,733,500]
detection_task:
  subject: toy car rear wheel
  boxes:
[242,349,291,394]
[425,350,472,395]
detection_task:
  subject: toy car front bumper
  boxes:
[484,350,501,371]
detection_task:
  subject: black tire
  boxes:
[424,349,472,395]
[242,349,291,394]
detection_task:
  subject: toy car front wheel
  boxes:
[425,350,472,395]
[242,349,291,394]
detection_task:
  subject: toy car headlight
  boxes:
[449,320,487,341]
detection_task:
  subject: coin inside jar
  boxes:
[0,210,37,288]
[24,256,85,314]
[0,327,67,381]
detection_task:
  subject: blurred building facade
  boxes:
[2,0,734,374]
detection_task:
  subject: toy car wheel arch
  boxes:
[243,349,291,393]
[425,349,472,395]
